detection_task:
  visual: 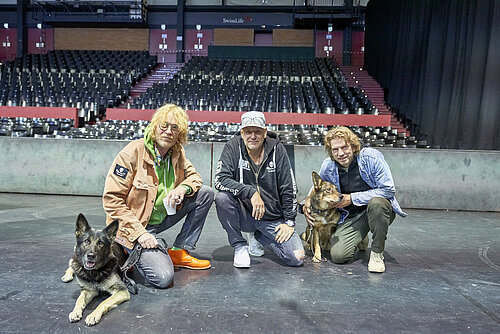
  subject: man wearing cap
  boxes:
[103,104,214,289]
[214,111,305,268]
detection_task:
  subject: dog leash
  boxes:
[120,238,169,295]
[305,225,313,244]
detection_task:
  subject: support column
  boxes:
[176,0,185,63]
[17,0,26,58]
[343,0,353,66]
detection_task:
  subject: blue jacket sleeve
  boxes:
[350,150,396,206]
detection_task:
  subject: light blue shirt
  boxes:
[319,147,407,224]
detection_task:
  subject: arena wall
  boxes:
[1,138,498,212]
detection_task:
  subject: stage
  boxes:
[0,193,498,333]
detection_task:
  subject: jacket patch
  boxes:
[266,161,276,172]
[114,164,129,179]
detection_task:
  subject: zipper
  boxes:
[247,150,268,194]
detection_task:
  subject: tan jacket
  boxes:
[102,139,202,249]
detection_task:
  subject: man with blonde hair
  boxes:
[303,126,406,272]
[103,104,214,289]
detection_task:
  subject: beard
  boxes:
[155,136,176,155]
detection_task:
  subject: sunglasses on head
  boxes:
[241,116,265,127]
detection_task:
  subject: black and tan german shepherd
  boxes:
[61,213,130,326]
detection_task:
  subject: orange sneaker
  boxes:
[168,248,211,270]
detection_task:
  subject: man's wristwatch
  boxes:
[285,220,295,227]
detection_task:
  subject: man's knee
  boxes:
[367,197,391,215]
[199,185,215,202]
[215,191,234,207]
[146,270,174,289]
[367,197,394,229]
[284,249,305,267]
[330,246,352,264]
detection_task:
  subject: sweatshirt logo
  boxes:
[239,159,250,170]
[114,164,129,179]
[267,161,276,172]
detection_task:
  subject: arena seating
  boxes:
[0,116,428,148]
[0,117,73,138]
[0,52,427,147]
[126,57,379,116]
[0,50,156,117]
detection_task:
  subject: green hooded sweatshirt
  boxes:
[144,124,175,225]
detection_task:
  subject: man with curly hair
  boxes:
[103,104,214,289]
[303,126,407,272]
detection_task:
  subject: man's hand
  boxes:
[302,199,315,227]
[251,192,265,220]
[137,232,158,249]
[332,194,352,208]
[165,185,188,207]
[275,224,294,243]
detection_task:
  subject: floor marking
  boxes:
[478,247,500,271]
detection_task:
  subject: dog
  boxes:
[61,213,130,326]
[300,172,342,262]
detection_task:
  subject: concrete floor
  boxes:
[0,193,499,334]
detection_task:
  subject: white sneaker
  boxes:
[248,232,265,257]
[233,245,251,268]
[368,251,385,273]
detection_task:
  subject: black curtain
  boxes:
[364,0,500,150]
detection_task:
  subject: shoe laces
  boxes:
[235,245,249,255]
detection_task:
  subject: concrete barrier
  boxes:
[1,138,498,211]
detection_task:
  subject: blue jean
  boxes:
[215,191,304,267]
[126,185,214,288]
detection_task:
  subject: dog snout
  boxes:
[86,253,96,261]
[338,194,343,200]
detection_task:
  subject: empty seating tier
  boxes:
[0,50,156,114]
[126,57,379,117]
[0,116,429,148]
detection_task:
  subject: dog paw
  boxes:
[312,256,322,263]
[85,311,102,326]
[61,273,73,282]
[69,310,82,322]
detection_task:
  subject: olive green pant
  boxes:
[330,197,396,263]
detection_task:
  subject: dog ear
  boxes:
[75,213,91,239]
[104,220,119,240]
[312,172,322,189]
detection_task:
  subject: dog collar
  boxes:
[310,206,328,214]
